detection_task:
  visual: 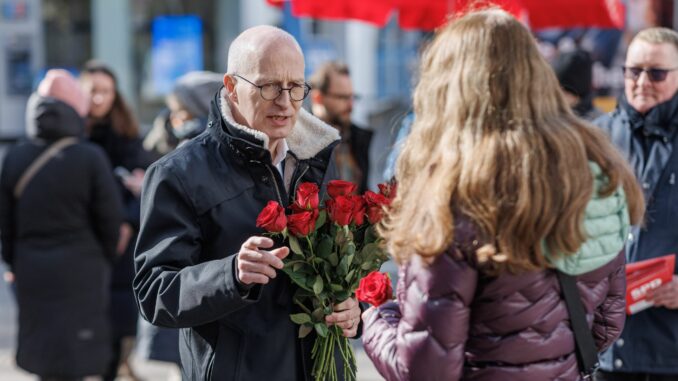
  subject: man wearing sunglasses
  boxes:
[595,27,678,381]
[134,26,361,381]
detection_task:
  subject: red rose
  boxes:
[378,182,397,200]
[293,182,319,211]
[326,196,353,226]
[327,180,357,199]
[350,195,366,226]
[287,211,317,237]
[364,191,390,224]
[356,271,393,307]
[256,201,287,233]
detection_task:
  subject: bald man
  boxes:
[133,26,360,380]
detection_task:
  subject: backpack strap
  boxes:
[556,270,599,379]
[14,137,78,199]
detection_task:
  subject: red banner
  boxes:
[275,0,625,31]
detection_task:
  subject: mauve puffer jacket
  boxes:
[362,216,626,381]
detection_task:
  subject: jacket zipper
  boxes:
[264,164,285,205]
[292,163,310,197]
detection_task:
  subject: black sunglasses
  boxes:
[622,66,678,82]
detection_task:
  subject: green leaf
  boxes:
[288,236,304,256]
[315,210,327,230]
[364,225,379,244]
[334,290,350,301]
[313,257,326,266]
[298,325,313,338]
[284,269,312,292]
[328,252,339,266]
[359,242,381,260]
[314,323,329,338]
[338,254,349,276]
[345,269,356,284]
[312,307,324,322]
[316,235,333,258]
[313,275,324,295]
[361,260,373,271]
[330,283,344,292]
[344,243,356,257]
[290,313,312,325]
[292,262,305,272]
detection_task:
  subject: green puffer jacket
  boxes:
[547,161,630,275]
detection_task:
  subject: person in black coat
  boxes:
[134,26,362,381]
[80,60,152,381]
[0,69,122,380]
[309,61,373,193]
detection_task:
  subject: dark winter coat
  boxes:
[363,180,630,381]
[595,93,678,374]
[134,90,341,381]
[88,117,153,338]
[0,95,122,377]
[350,123,373,193]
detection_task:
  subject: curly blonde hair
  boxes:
[380,9,644,272]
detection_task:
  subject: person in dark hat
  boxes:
[553,49,603,121]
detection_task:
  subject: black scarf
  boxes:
[618,91,678,199]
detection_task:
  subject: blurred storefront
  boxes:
[1,0,678,177]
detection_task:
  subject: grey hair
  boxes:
[632,27,678,53]
[227,25,303,75]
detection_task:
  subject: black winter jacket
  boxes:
[0,95,122,377]
[134,90,341,381]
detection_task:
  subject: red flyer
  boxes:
[625,254,676,314]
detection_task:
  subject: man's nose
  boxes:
[274,90,293,107]
[637,71,653,87]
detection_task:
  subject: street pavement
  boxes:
[0,263,384,380]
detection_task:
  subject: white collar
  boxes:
[272,138,289,174]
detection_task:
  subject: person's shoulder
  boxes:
[148,132,229,185]
[592,106,628,129]
[351,123,373,139]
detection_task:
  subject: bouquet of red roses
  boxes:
[255,180,394,381]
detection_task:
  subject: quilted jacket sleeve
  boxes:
[362,250,479,381]
[591,251,626,351]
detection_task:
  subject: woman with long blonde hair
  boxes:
[362,9,644,381]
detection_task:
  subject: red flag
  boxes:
[284,0,624,31]
[292,0,394,26]
[266,0,286,8]
[521,0,625,30]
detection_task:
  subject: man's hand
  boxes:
[237,236,289,285]
[117,222,133,255]
[3,271,14,283]
[122,168,145,198]
[325,297,361,338]
[648,275,678,309]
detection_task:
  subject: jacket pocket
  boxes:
[209,323,245,381]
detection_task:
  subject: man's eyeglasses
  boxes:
[233,74,311,101]
[622,66,678,82]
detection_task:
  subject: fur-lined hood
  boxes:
[218,88,339,160]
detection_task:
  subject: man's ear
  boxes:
[224,74,238,104]
[310,89,323,106]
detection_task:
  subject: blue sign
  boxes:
[151,15,203,96]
